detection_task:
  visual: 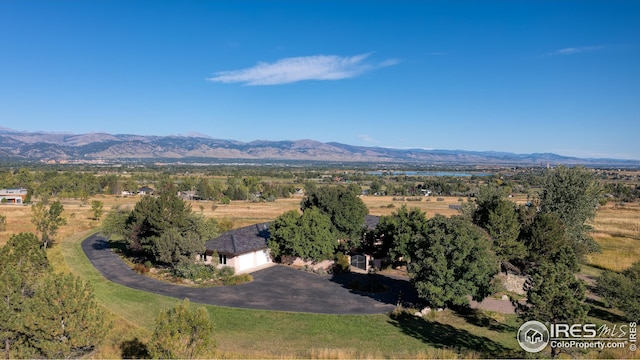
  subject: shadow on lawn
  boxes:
[329,271,420,307]
[586,298,629,324]
[452,306,518,334]
[388,312,520,358]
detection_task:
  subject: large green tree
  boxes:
[0,233,50,358]
[539,166,602,258]
[21,274,109,359]
[268,208,337,262]
[148,299,216,359]
[125,192,217,265]
[465,185,525,265]
[301,184,368,250]
[0,233,107,359]
[372,205,427,263]
[408,215,498,308]
[486,199,525,263]
[522,211,579,271]
[31,200,67,248]
[596,261,640,321]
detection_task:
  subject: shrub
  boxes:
[223,273,252,285]
[144,260,153,269]
[172,263,216,281]
[334,252,351,273]
[133,263,149,274]
[436,197,445,201]
[218,266,235,278]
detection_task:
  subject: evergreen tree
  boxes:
[148,299,215,359]
[517,261,589,357]
[486,199,525,263]
[125,192,214,265]
[21,274,109,359]
[0,233,107,359]
[0,233,50,359]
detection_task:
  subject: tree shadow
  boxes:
[388,312,520,358]
[586,298,629,323]
[120,337,150,359]
[91,237,110,250]
[452,305,518,333]
[330,271,420,307]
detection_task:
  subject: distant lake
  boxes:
[366,171,493,177]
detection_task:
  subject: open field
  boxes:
[2,194,640,358]
[586,201,640,272]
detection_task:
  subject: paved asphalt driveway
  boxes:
[82,234,411,314]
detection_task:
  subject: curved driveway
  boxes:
[82,234,402,314]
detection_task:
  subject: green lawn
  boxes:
[60,231,525,359]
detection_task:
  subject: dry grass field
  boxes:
[586,201,640,272]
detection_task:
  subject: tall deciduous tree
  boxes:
[301,184,368,250]
[31,200,67,248]
[268,208,336,262]
[148,299,215,359]
[372,205,427,263]
[539,166,602,258]
[90,200,104,220]
[408,215,497,308]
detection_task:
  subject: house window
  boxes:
[219,254,227,265]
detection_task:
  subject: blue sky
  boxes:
[1,1,639,159]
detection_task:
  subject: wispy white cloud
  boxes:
[545,45,605,56]
[207,53,399,86]
[357,134,376,143]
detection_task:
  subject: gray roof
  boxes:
[364,215,380,230]
[205,222,270,256]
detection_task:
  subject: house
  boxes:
[201,215,382,274]
[202,222,272,274]
[138,186,154,195]
[178,190,202,201]
[0,188,28,204]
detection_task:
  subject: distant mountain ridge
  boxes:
[0,128,638,167]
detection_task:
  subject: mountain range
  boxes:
[1,127,638,167]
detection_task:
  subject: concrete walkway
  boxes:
[82,234,398,314]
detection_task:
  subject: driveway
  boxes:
[82,234,402,314]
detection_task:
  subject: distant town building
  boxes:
[0,188,28,204]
